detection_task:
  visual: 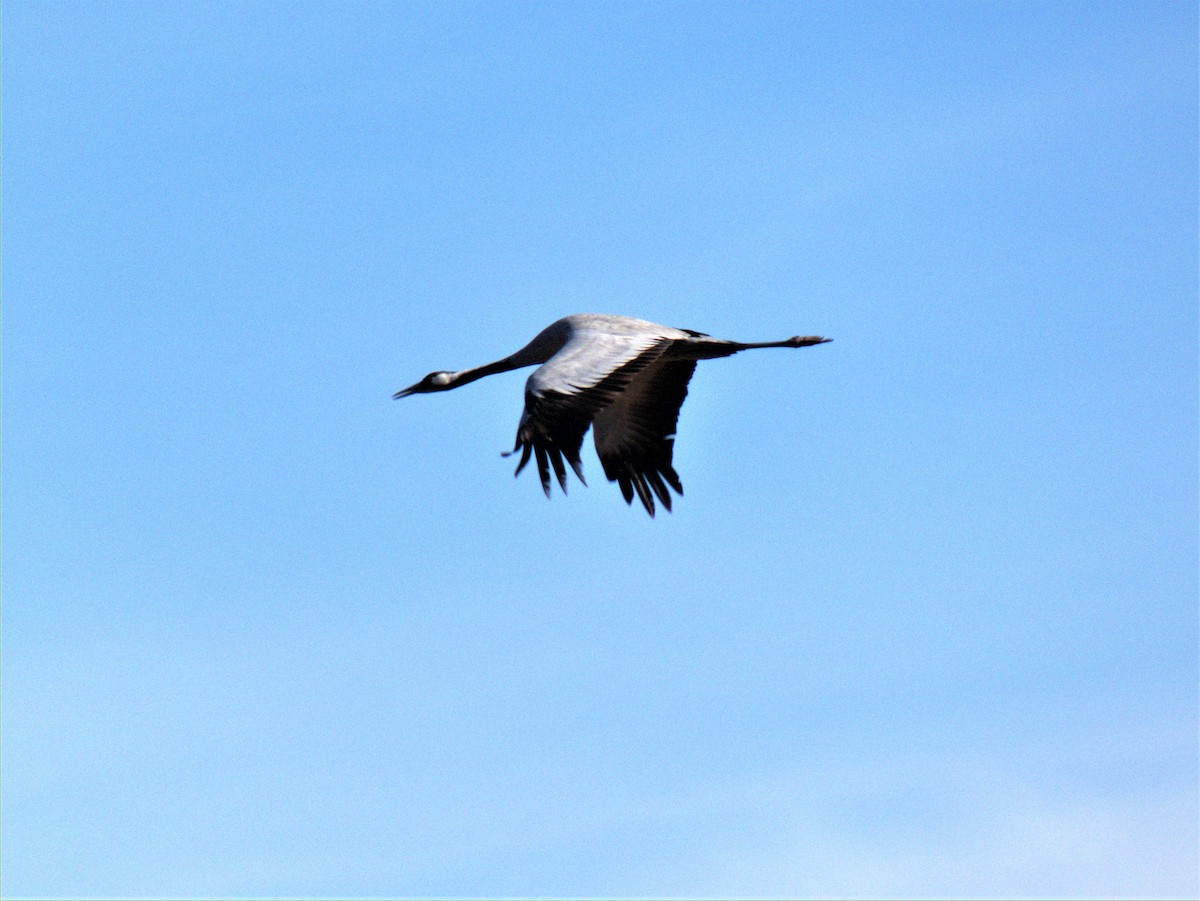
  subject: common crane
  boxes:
[394,313,830,516]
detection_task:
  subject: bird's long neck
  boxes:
[447,321,569,388]
[447,356,528,388]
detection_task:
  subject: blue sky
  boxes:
[3,2,1196,898]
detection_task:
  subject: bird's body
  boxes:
[395,313,830,516]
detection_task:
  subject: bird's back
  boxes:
[557,313,694,341]
[529,314,692,396]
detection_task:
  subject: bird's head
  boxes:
[393,371,456,399]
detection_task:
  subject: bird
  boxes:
[394,313,830,516]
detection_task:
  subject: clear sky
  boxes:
[3,2,1196,898]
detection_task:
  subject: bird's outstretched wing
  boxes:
[591,358,696,517]
[504,338,673,499]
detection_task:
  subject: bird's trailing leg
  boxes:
[675,334,831,360]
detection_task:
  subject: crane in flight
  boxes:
[394,313,830,516]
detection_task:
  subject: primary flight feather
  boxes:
[394,313,830,516]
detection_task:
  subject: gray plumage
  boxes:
[394,313,830,516]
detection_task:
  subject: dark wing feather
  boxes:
[505,340,674,498]
[591,358,696,517]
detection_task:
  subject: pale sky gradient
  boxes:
[3,2,1197,898]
